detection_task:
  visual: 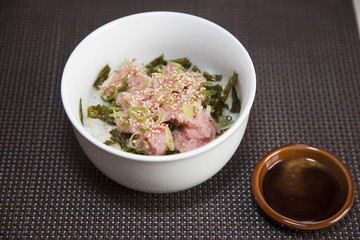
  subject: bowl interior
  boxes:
[251,144,355,230]
[61,11,256,160]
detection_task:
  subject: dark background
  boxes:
[1,0,359,238]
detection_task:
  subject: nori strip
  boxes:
[145,54,166,75]
[222,72,237,101]
[146,54,221,81]
[87,104,115,125]
[165,150,181,155]
[104,140,114,145]
[145,54,193,75]
[93,64,110,90]
[230,85,241,113]
[216,128,227,137]
[90,55,241,155]
[191,65,201,73]
[104,128,131,148]
[205,84,228,122]
[169,57,192,70]
[122,147,145,154]
[79,98,84,125]
[203,71,222,82]
[166,120,187,131]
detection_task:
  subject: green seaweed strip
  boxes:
[165,150,181,155]
[122,147,145,154]
[216,128,227,137]
[93,64,111,90]
[79,98,84,125]
[145,54,167,75]
[169,57,192,70]
[104,140,114,145]
[203,71,222,82]
[166,119,187,131]
[145,55,193,75]
[91,55,241,155]
[191,65,201,73]
[230,85,241,113]
[87,104,115,125]
[205,84,227,122]
[222,72,237,101]
[104,128,132,148]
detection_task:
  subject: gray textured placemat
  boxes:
[1,0,359,238]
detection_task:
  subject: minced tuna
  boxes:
[87,57,238,156]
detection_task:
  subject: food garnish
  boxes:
[85,55,241,155]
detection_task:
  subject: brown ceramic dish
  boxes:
[251,144,355,230]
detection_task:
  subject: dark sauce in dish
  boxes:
[262,157,343,221]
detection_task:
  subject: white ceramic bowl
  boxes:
[61,11,256,193]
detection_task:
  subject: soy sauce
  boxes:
[262,157,343,221]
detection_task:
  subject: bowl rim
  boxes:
[251,143,355,230]
[61,11,256,162]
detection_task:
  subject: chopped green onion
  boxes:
[218,116,234,129]
[141,77,152,90]
[167,61,184,69]
[154,65,164,72]
[114,73,129,84]
[182,103,194,118]
[165,126,175,151]
[109,111,127,118]
[201,81,213,86]
[133,138,149,152]
[129,106,148,122]
[108,106,121,111]
[124,58,130,68]
[191,101,201,112]
[116,75,129,92]
[172,79,179,89]
[151,112,162,124]
[140,127,150,132]
[102,86,118,102]
[137,139,150,151]
[169,98,177,107]
[198,81,213,91]
[156,88,172,104]
[111,99,117,107]
[122,118,130,126]
[203,89,217,97]
[129,133,149,152]
[118,84,128,92]
[192,74,203,78]
[129,133,138,149]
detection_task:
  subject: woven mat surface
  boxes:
[1,0,359,238]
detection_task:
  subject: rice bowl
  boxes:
[61,11,256,193]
